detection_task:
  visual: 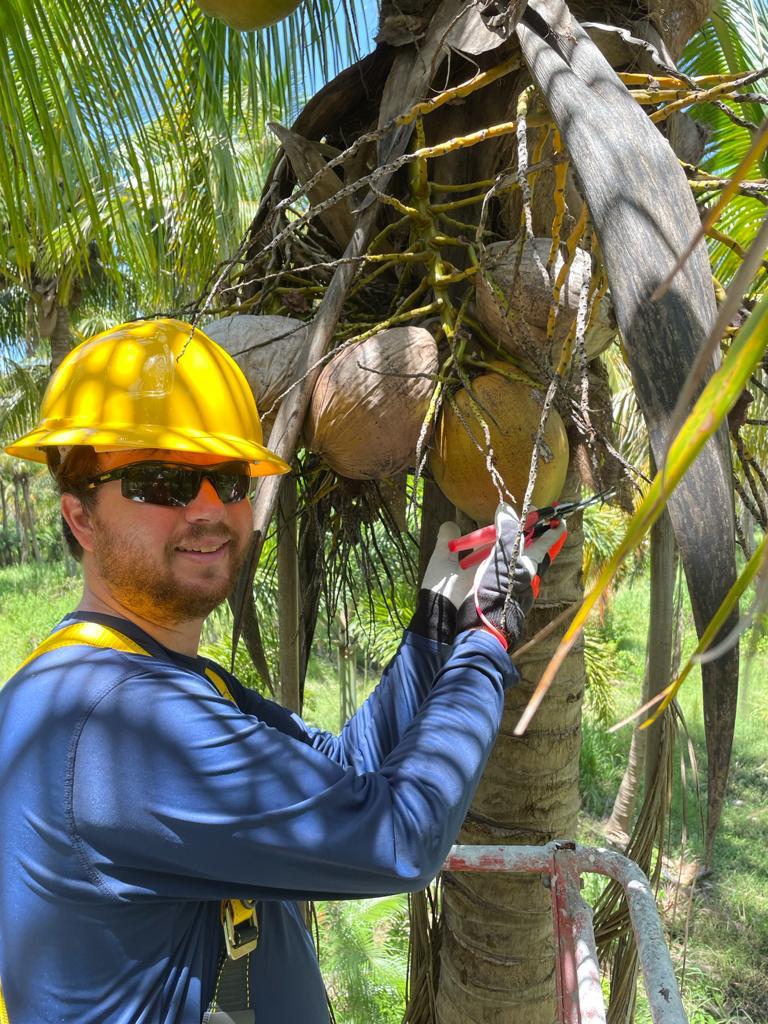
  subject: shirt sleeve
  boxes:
[217,631,485,773]
[71,631,516,903]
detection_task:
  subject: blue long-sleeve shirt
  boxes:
[0,611,516,1024]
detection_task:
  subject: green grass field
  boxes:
[1,558,766,1023]
[0,560,83,677]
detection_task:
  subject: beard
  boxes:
[89,516,249,624]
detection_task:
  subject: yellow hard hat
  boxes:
[4,318,290,477]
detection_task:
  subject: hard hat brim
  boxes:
[4,425,290,478]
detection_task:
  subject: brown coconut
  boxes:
[204,314,309,434]
[305,327,438,480]
[475,238,616,363]
[429,364,569,524]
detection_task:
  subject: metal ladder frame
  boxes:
[443,841,688,1024]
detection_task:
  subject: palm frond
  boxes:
[0,286,29,356]
[681,1,768,178]
[0,0,364,317]
[0,351,49,443]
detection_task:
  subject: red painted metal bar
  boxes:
[443,842,687,1024]
[550,845,584,1024]
[551,845,607,1024]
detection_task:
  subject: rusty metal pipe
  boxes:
[444,842,687,1024]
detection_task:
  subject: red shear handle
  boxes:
[454,504,568,651]
[447,511,563,570]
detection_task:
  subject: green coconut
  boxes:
[429,364,569,524]
[194,0,301,30]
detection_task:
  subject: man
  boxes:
[0,319,566,1024]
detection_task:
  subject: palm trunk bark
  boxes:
[437,464,585,1024]
[20,473,41,563]
[278,475,301,712]
[1,480,8,563]
[604,726,645,850]
[12,475,28,563]
[643,492,677,793]
[48,301,73,374]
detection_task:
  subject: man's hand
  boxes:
[455,503,567,651]
[408,523,475,643]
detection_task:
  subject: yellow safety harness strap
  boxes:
[0,979,9,1024]
[15,619,150,672]
[0,621,257,1023]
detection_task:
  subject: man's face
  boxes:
[71,449,253,625]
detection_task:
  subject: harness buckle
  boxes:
[222,899,259,960]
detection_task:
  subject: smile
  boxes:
[176,541,229,555]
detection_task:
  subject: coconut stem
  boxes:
[551,206,589,374]
[548,129,569,268]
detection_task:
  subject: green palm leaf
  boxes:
[0,352,49,442]
[681,0,768,287]
[0,0,363,313]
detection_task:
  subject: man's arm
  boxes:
[72,510,566,903]
[228,523,478,772]
[72,629,512,902]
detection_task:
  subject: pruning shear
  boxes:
[447,487,616,569]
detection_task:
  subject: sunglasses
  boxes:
[85,461,253,507]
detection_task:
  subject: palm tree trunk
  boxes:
[643,493,677,793]
[337,608,355,726]
[48,301,73,374]
[278,475,301,712]
[12,475,28,563]
[0,480,8,563]
[437,464,585,1024]
[604,727,645,850]
[20,472,41,562]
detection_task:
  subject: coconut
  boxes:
[429,364,569,524]
[305,327,438,480]
[204,314,309,434]
[194,0,301,30]
[475,238,616,362]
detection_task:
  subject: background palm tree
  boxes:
[0,0,363,367]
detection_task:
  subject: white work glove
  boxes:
[407,523,475,643]
[455,503,568,651]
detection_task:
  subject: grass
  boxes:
[0,559,82,680]
[1,558,766,1023]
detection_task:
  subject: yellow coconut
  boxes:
[305,327,438,480]
[204,314,309,436]
[429,365,569,524]
[194,0,302,30]
[475,238,616,363]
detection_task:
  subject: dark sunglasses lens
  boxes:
[120,462,251,506]
[210,470,250,504]
[121,465,198,506]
